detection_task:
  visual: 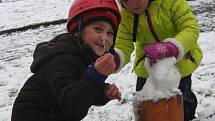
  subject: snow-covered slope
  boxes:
[0,0,215,121]
[0,0,71,31]
[0,0,215,32]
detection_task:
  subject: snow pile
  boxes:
[0,0,215,120]
[0,0,71,31]
[189,0,215,32]
[134,57,181,101]
[132,57,182,120]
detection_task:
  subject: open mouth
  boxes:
[96,41,103,47]
[95,42,105,50]
[94,40,109,53]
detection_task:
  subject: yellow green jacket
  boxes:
[114,0,203,78]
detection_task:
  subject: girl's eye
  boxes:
[94,27,102,33]
[107,32,114,37]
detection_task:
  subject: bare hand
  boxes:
[94,53,116,76]
[105,84,122,101]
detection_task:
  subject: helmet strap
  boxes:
[77,19,84,50]
[78,18,82,34]
[77,18,91,51]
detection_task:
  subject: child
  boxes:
[114,0,203,120]
[11,0,121,121]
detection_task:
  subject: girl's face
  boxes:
[81,21,114,56]
[121,0,149,14]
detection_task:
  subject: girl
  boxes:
[11,0,121,121]
[114,0,203,120]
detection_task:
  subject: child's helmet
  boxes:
[67,0,121,33]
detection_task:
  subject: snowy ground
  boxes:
[0,0,215,121]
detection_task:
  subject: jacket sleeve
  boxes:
[93,83,111,106]
[114,9,135,67]
[46,54,107,120]
[170,0,200,54]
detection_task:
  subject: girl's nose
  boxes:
[101,35,108,42]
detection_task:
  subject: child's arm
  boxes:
[87,54,121,105]
[170,0,200,54]
[93,83,122,106]
[114,9,135,71]
[144,0,200,63]
[46,54,116,120]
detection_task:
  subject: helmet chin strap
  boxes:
[77,19,83,49]
[77,19,91,51]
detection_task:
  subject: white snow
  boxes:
[132,57,182,120]
[0,0,215,121]
[0,0,72,31]
[134,57,181,102]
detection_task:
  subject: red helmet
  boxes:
[67,0,121,32]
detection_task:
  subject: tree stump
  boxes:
[135,95,184,121]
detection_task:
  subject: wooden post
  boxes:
[134,95,184,121]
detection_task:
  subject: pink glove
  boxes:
[144,42,179,61]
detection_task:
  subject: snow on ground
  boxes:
[1,0,214,32]
[0,0,71,31]
[189,0,215,32]
[0,0,215,121]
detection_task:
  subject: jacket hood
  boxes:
[30,33,97,73]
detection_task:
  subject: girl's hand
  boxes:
[144,42,179,62]
[94,53,116,76]
[105,84,122,101]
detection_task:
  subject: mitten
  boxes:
[144,42,179,61]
